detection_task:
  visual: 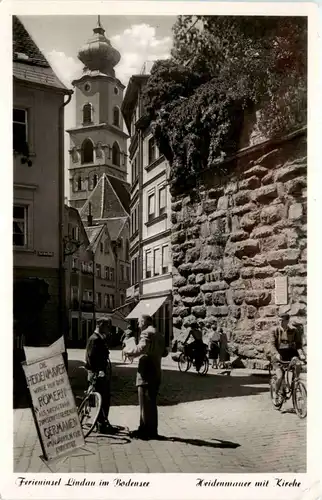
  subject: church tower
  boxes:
[68,17,129,211]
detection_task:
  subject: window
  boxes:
[159,186,166,215]
[71,226,79,241]
[13,108,28,153]
[110,295,115,309]
[89,173,98,190]
[77,176,82,191]
[104,293,108,308]
[148,192,155,221]
[104,240,110,254]
[131,156,138,184]
[125,240,129,260]
[148,137,156,164]
[112,142,120,166]
[100,242,104,253]
[110,268,114,281]
[81,138,94,164]
[162,245,169,274]
[71,287,78,302]
[113,107,120,127]
[145,250,152,279]
[96,292,102,308]
[13,205,27,247]
[114,86,119,95]
[88,290,93,301]
[88,261,93,274]
[83,103,93,125]
[93,174,98,188]
[120,293,124,305]
[104,266,109,279]
[153,248,161,277]
[95,263,101,278]
[72,257,78,270]
[120,265,124,281]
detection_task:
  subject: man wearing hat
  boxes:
[268,313,306,405]
[85,317,116,434]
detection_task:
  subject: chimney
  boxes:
[87,202,93,226]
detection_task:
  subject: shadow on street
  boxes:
[68,358,269,407]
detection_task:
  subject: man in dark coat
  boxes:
[123,314,165,440]
[85,317,115,434]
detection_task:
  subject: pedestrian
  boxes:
[219,329,230,368]
[85,317,116,434]
[208,330,220,369]
[183,320,205,372]
[268,313,306,406]
[123,314,165,440]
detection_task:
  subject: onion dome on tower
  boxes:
[77,16,120,77]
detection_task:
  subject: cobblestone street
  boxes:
[13,349,306,473]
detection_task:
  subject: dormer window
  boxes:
[83,103,93,125]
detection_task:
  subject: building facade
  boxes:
[121,73,173,346]
[67,17,131,319]
[13,16,72,350]
[64,205,94,347]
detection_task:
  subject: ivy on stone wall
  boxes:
[142,16,307,195]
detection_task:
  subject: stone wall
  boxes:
[171,131,307,368]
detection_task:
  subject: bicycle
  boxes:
[178,344,209,375]
[269,357,307,419]
[77,372,104,438]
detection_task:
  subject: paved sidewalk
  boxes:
[14,349,306,473]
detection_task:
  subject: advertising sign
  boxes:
[22,353,85,461]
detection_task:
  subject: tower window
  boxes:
[114,86,119,95]
[112,142,120,166]
[82,138,94,164]
[93,174,98,187]
[83,103,93,125]
[113,107,120,127]
[77,176,82,191]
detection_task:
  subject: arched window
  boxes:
[112,142,120,166]
[113,107,120,127]
[83,103,92,125]
[77,176,82,191]
[93,174,98,188]
[82,138,94,164]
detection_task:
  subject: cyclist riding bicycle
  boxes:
[85,317,116,434]
[267,313,306,406]
[183,321,205,372]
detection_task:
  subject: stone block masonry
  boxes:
[171,131,307,368]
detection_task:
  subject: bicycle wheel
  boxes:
[178,353,190,372]
[270,375,284,410]
[293,380,307,419]
[77,392,102,438]
[198,356,209,375]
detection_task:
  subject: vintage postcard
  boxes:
[0,0,321,499]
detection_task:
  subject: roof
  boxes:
[85,225,105,253]
[104,217,127,241]
[121,74,149,134]
[80,173,130,222]
[13,16,70,93]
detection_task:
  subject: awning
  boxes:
[126,296,167,319]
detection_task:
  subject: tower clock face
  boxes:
[84,82,91,93]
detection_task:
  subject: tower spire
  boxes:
[94,15,105,35]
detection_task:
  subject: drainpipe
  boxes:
[59,90,72,365]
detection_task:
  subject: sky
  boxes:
[20,15,176,194]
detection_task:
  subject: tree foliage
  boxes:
[142,16,307,193]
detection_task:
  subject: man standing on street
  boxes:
[268,313,306,405]
[85,317,116,434]
[123,314,165,440]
